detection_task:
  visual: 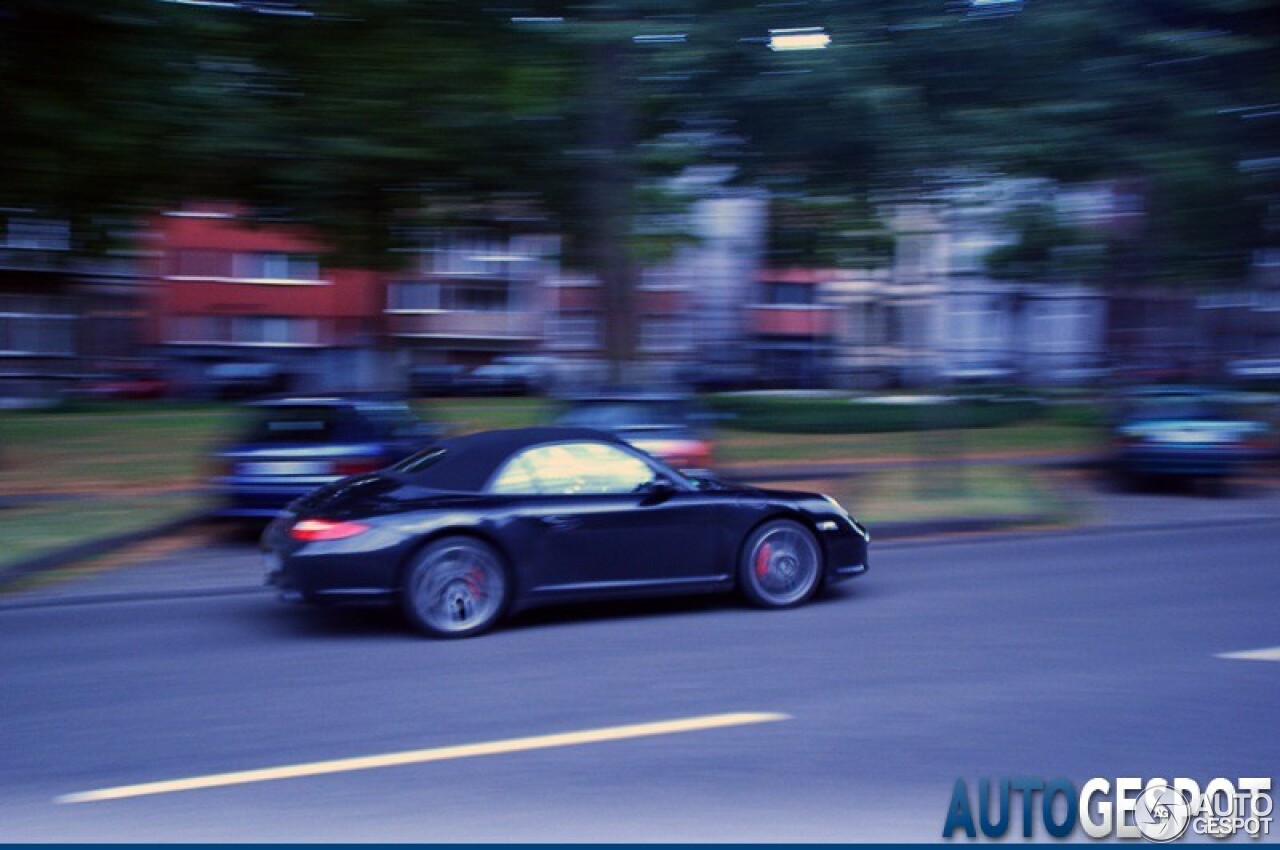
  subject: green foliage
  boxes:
[986,203,1090,281]
[707,394,1043,434]
[0,0,1275,288]
[768,195,894,268]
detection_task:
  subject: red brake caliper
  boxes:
[464,566,486,600]
[755,543,772,579]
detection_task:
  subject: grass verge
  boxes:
[0,396,1093,569]
[0,494,203,572]
[763,465,1072,526]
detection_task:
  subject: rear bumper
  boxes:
[262,515,411,603]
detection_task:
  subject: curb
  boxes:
[0,511,210,592]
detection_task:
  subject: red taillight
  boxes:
[333,458,382,477]
[289,519,370,541]
[676,442,713,470]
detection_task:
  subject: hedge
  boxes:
[706,394,1043,434]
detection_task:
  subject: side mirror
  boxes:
[683,471,725,491]
[649,475,677,493]
[640,475,678,500]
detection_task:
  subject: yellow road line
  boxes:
[57,711,789,804]
[1216,646,1280,662]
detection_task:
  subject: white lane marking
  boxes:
[57,711,789,804]
[1216,646,1280,662]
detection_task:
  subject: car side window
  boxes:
[489,453,541,495]
[489,442,657,496]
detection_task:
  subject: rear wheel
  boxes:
[739,519,822,608]
[402,536,510,638]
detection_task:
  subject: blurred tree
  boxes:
[2,0,1276,338]
[0,0,191,247]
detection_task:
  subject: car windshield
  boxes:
[557,401,688,430]
[239,406,371,444]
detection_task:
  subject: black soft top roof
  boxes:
[401,426,628,492]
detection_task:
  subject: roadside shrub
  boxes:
[706,393,1043,434]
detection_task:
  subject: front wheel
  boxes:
[402,536,510,638]
[739,519,822,608]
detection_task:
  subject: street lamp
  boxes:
[768,28,831,51]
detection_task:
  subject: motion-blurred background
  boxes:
[1,0,1278,571]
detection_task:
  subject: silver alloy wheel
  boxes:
[746,522,821,606]
[408,540,506,635]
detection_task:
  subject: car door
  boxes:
[490,441,726,595]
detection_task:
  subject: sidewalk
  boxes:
[0,528,266,609]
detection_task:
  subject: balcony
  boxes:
[748,305,837,337]
[386,311,541,341]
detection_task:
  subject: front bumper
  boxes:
[818,516,870,584]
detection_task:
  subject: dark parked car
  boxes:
[205,361,290,400]
[80,368,170,400]
[467,356,549,396]
[262,426,870,638]
[1109,387,1273,485]
[211,397,446,519]
[408,364,470,397]
[554,392,717,471]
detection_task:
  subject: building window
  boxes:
[170,315,320,345]
[442,283,510,312]
[388,281,440,311]
[231,252,320,281]
[768,283,815,306]
[3,218,70,251]
[430,240,497,276]
[173,249,231,277]
[0,299,75,355]
[551,312,598,350]
[640,315,691,353]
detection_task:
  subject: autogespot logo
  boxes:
[942,777,1273,841]
[1133,783,1192,842]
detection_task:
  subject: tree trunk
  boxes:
[583,34,636,384]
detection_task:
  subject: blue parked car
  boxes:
[1109,387,1273,486]
[210,396,446,520]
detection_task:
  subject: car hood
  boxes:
[749,485,825,502]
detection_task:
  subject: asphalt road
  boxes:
[1,515,1278,841]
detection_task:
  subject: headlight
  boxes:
[822,494,870,541]
[821,494,850,517]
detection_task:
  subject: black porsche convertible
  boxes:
[262,426,870,637]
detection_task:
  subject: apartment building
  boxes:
[148,205,386,393]
[385,232,555,371]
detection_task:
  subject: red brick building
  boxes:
[749,269,837,387]
[148,205,388,393]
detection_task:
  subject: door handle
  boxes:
[540,515,580,531]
